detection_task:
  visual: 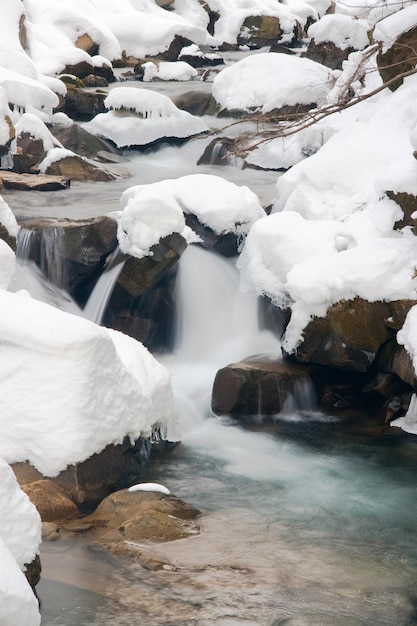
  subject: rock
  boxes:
[303,39,355,70]
[184,214,241,257]
[0,115,15,156]
[0,171,70,191]
[158,35,194,61]
[173,90,213,115]
[18,216,118,303]
[83,74,109,88]
[0,223,17,251]
[154,0,175,7]
[62,60,94,80]
[13,435,153,509]
[105,232,187,350]
[41,522,61,541]
[197,136,245,167]
[389,190,417,234]
[75,33,99,56]
[375,24,417,90]
[375,339,417,388]
[212,355,314,417]
[83,488,201,544]
[21,480,79,522]
[42,153,119,182]
[24,554,41,591]
[289,298,394,372]
[238,15,301,48]
[50,124,119,160]
[63,87,107,121]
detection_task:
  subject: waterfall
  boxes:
[82,247,125,324]
[162,244,281,430]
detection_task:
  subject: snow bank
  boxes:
[0,195,19,239]
[83,87,209,148]
[307,14,370,50]
[120,174,265,254]
[0,458,41,626]
[212,53,334,114]
[0,289,179,477]
[239,72,417,352]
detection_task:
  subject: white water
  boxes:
[161,243,281,432]
[82,247,125,324]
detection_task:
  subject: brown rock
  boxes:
[290,298,393,371]
[0,171,69,191]
[62,60,94,80]
[75,33,98,56]
[43,154,119,182]
[63,87,107,121]
[212,355,313,417]
[375,339,417,388]
[376,25,417,90]
[389,190,417,234]
[51,123,119,160]
[13,436,152,509]
[21,480,79,522]
[303,39,355,70]
[238,15,284,47]
[84,488,200,544]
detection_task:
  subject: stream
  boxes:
[6,68,417,626]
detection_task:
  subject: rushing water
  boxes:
[8,67,417,626]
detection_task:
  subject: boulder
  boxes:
[75,33,99,56]
[0,171,69,191]
[42,153,119,182]
[303,39,354,70]
[105,232,187,350]
[12,436,153,509]
[238,15,301,48]
[63,87,107,121]
[184,214,241,257]
[376,24,417,90]
[173,90,213,115]
[61,60,94,80]
[18,216,118,303]
[375,339,417,388]
[158,35,194,61]
[197,136,245,167]
[83,74,109,88]
[289,298,394,372]
[389,190,417,234]
[21,480,79,522]
[50,124,119,160]
[212,355,314,417]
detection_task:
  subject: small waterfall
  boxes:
[0,150,13,170]
[162,244,281,431]
[82,247,125,324]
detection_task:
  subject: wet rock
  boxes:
[173,90,213,115]
[63,87,107,121]
[0,171,70,191]
[0,223,17,251]
[82,488,201,544]
[18,216,118,303]
[51,123,119,160]
[12,436,153,509]
[197,136,245,167]
[212,355,314,417]
[105,233,187,350]
[61,60,94,80]
[24,554,41,591]
[184,214,241,257]
[375,339,417,388]
[21,480,79,522]
[158,35,194,61]
[289,298,394,372]
[41,522,61,541]
[42,153,120,182]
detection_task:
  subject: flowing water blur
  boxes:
[7,77,417,625]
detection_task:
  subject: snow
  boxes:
[0,289,179,477]
[307,14,370,50]
[128,482,171,495]
[0,459,41,626]
[142,61,198,82]
[212,53,334,114]
[83,87,209,148]
[0,196,19,239]
[117,188,186,258]
[120,174,265,252]
[0,67,59,115]
[373,5,417,53]
[38,147,79,173]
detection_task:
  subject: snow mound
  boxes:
[212,52,334,114]
[143,61,198,82]
[0,290,179,477]
[307,14,370,50]
[128,482,170,495]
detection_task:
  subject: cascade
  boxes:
[82,247,125,324]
